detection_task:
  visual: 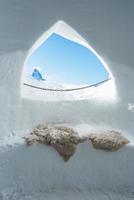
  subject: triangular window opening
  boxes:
[21,21,116,101]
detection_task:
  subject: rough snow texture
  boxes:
[1,190,134,200]
[0,142,134,199]
[25,124,129,161]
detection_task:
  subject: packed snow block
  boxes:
[25,124,85,161]
[89,130,129,151]
[0,140,134,195]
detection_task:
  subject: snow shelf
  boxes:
[0,141,134,199]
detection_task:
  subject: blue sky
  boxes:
[27,33,109,85]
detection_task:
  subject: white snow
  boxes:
[22,73,118,102]
[0,49,134,198]
[0,136,134,199]
[128,103,134,111]
[0,1,134,198]
[1,189,133,200]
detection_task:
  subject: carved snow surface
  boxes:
[25,125,129,161]
[89,130,129,151]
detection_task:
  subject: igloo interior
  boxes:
[0,0,134,199]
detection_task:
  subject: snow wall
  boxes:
[0,50,134,136]
[0,0,134,198]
